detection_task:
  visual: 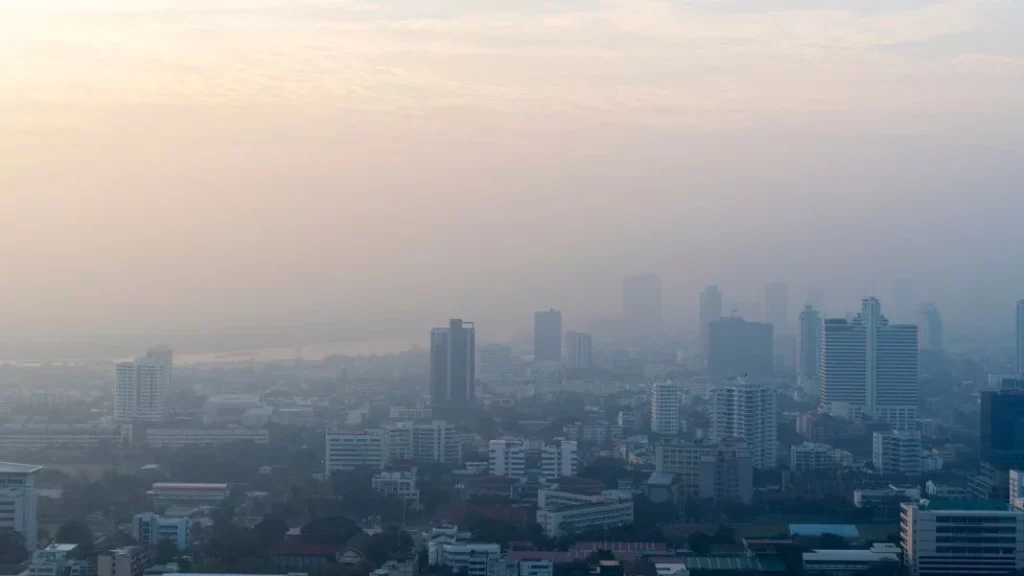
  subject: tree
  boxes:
[0,531,28,565]
[55,520,94,555]
[687,532,712,555]
[255,515,289,550]
[153,539,178,564]
[819,533,849,550]
[713,525,736,544]
[301,515,360,546]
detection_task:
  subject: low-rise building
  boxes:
[142,427,269,448]
[540,440,578,481]
[802,543,900,575]
[372,464,419,504]
[516,560,553,576]
[0,424,123,450]
[489,439,526,479]
[853,485,921,508]
[872,431,922,477]
[28,544,90,576]
[97,547,148,576]
[389,406,433,420]
[132,512,190,550]
[536,490,634,538]
[147,483,229,507]
[901,499,1024,575]
[432,543,504,576]
[790,443,835,472]
[326,429,386,474]
[924,481,969,500]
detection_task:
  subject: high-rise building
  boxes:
[707,317,774,383]
[622,274,662,340]
[797,306,822,389]
[145,345,173,392]
[901,500,1024,576]
[477,343,515,384]
[981,390,1024,467]
[872,430,922,477]
[819,298,918,430]
[541,439,579,480]
[0,462,41,551]
[918,304,943,351]
[488,439,526,479]
[650,381,680,436]
[765,282,789,332]
[565,332,593,370]
[710,378,777,470]
[114,359,169,422]
[430,319,476,406]
[384,421,460,465]
[1016,300,1024,375]
[700,285,723,354]
[534,310,562,364]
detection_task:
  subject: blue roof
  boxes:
[789,524,860,538]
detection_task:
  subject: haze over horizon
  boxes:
[2,0,1022,343]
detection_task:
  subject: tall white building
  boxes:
[385,421,460,464]
[477,343,515,384]
[797,305,822,389]
[114,359,169,422]
[650,381,680,436]
[710,378,777,469]
[131,512,189,550]
[1017,300,1024,375]
[489,439,526,479]
[872,430,922,477]
[901,500,1024,575]
[565,332,593,370]
[541,439,578,480]
[820,298,918,430]
[918,304,943,351]
[325,429,386,474]
[0,462,41,551]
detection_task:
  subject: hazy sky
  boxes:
[1,0,1022,341]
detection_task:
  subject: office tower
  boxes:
[1017,300,1024,375]
[710,378,777,470]
[325,429,386,474]
[918,304,944,351]
[650,381,680,436]
[700,285,723,354]
[872,430,922,476]
[145,345,173,392]
[797,306,822,389]
[819,298,918,430]
[0,463,41,551]
[622,274,662,340]
[981,390,1024,467]
[488,439,526,479]
[565,332,593,370]
[114,359,169,422]
[430,319,476,406]
[707,317,774,383]
[477,343,515,384]
[764,282,789,331]
[901,500,1024,576]
[541,439,579,480]
[534,310,562,363]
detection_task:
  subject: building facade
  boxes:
[541,439,579,480]
[790,442,835,473]
[650,381,681,436]
[325,429,386,474]
[132,512,189,550]
[536,490,634,538]
[534,310,563,364]
[0,463,41,551]
[797,305,822,389]
[873,431,923,477]
[114,359,169,422]
[565,332,593,370]
[700,285,723,359]
[820,298,918,430]
[707,318,774,384]
[489,439,526,479]
[918,304,944,351]
[142,427,269,448]
[431,319,476,407]
[901,500,1024,575]
[710,378,777,470]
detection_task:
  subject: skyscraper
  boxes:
[819,298,918,430]
[797,306,822,389]
[918,304,944,351]
[650,381,680,436]
[1016,300,1024,375]
[114,358,170,422]
[710,378,778,470]
[764,282,789,332]
[565,331,593,369]
[622,274,662,340]
[981,390,1024,467]
[430,319,476,406]
[146,345,173,392]
[700,285,723,354]
[707,317,774,383]
[534,309,563,363]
